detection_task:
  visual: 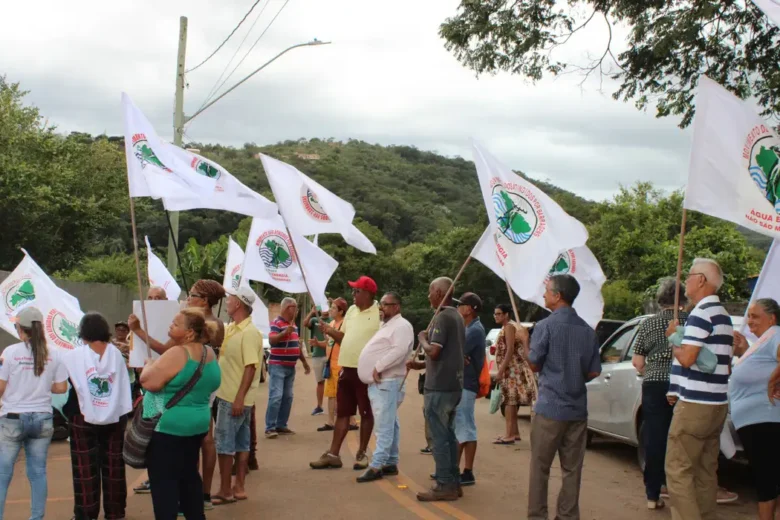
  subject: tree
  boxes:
[440,1,780,127]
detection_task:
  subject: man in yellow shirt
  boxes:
[214,286,262,505]
[310,276,381,470]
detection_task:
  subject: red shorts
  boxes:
[336,367,373,419]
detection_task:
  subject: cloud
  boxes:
[0,0,692,201]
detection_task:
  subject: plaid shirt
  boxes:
[633,309,689,383]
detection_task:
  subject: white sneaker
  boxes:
[647,499,665,510]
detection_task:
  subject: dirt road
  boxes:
[4,365,757,519]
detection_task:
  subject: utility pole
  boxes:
[168,16,188,273]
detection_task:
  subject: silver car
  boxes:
[586,315,744,469]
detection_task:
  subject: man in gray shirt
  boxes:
[526,274,601,520]
[407,277,465,502]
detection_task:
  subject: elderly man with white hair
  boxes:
[664,258,733,520]
[265,297,311,439]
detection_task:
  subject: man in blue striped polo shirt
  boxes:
[665,258,733,520]
[265,297,311,438]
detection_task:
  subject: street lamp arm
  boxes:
[186,40,331,123]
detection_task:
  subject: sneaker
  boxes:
[277,427,295,435]
[460,470,476,486]
[265,430,278,439]
[311,406,324,416]
[716,488,738,504]
[310,452,343,469]
[133,480,151,494]
[204,493,214,511]
[417,485,459,502]
[660,486,669,499]
[647,499,665,510]
[382,464,399,476]
[420,447,432,455]
[353,450,369,470]
[356,468,383,483]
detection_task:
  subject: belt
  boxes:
[5,413,20,419]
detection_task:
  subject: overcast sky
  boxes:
[1,0,693,201]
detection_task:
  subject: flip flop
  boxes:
[233,493,248,501]
[212,495,237,506]
[493,438,516,445]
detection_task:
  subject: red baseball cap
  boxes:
[348,275,377,294]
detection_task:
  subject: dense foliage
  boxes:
[440,1,780,127]
[0,78,767,331]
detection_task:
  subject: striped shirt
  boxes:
[269,317,300,367]
[668,295,733,404]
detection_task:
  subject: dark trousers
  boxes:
[147,431,207,520]
[250,406,257,463]
[738,422,780,503]
[642,381,674,501]
[68,414,127,520]
[424,390,461,488]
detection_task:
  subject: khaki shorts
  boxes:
[312,356,327,383]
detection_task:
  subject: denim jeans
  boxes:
[265,364,296,432]
[0,412,54,520]
[424,390,461,488]
[642,381,673,501]
[367,378,405,470]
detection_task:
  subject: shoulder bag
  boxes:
[123,345,208,469]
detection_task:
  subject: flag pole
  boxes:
[283,226,321,320]
[505,280,522,323]
[128,196,152,359]
[673,209,688,322]
[401,255,472,387]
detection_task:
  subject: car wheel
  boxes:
[259,358,267,383]
[586,430,594,449]
[637,420,647,472]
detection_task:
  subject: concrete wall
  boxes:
[0,271,281,350]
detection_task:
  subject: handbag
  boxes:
[489,384,502,414]
[123,345,208,469]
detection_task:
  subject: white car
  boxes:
[260,338,270,383]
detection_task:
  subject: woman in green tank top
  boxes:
[140,308,221,520]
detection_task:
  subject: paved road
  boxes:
[4,365,758,519]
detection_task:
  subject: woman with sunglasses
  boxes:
[129,279,225,510]
[492,304,536,445]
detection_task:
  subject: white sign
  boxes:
[129,300,180,367]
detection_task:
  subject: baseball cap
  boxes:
[15,307,43,328]
[348,275,377,294]
[333,297,348,314]
[454,292,482,312]
[225,285,256,307]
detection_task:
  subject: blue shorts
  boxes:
[214,397,252,455]
[454,389,478,443]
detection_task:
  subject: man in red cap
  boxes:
[310,276,380,470]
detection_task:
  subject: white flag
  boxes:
[242,216,337,309]
[471,228,605,327]
[685,76,780,238]
[0,251,85,350]
[122,93,216,199]
[161,144,278,219]
[145,237,181,301]
[471,140,588,299]
[742,239,780,341]
[752,0,780,27]
[259,154,376,254]
[223,238,271,335]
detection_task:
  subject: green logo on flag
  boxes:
[492,186,539,244]
[45,309,83,350]
[301,186,331,222]
[256,230,295,282]
[191,158,222,180]
[132,134,171,172]
[6,279,35,310]
[745,129,780,213]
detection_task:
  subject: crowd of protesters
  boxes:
[0,258,777,519]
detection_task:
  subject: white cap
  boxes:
[15,306,43,328]
[225,285,256,307]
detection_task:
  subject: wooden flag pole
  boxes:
[402,255,472,387]
[505,280,522,323]
[128,196,152,359]
[673,209,688,322]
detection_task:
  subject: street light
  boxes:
[166,33,331,272]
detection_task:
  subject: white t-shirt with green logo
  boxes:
[0,342,68,415]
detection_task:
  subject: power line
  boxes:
[197,0,291,112]
[185,0,264,73]
[198,0,270,110]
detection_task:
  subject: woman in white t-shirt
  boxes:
[0,306,68,520]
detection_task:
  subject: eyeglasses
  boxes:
[685,272,707,283]
[188,293,205,299]
[380,302,399,307]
